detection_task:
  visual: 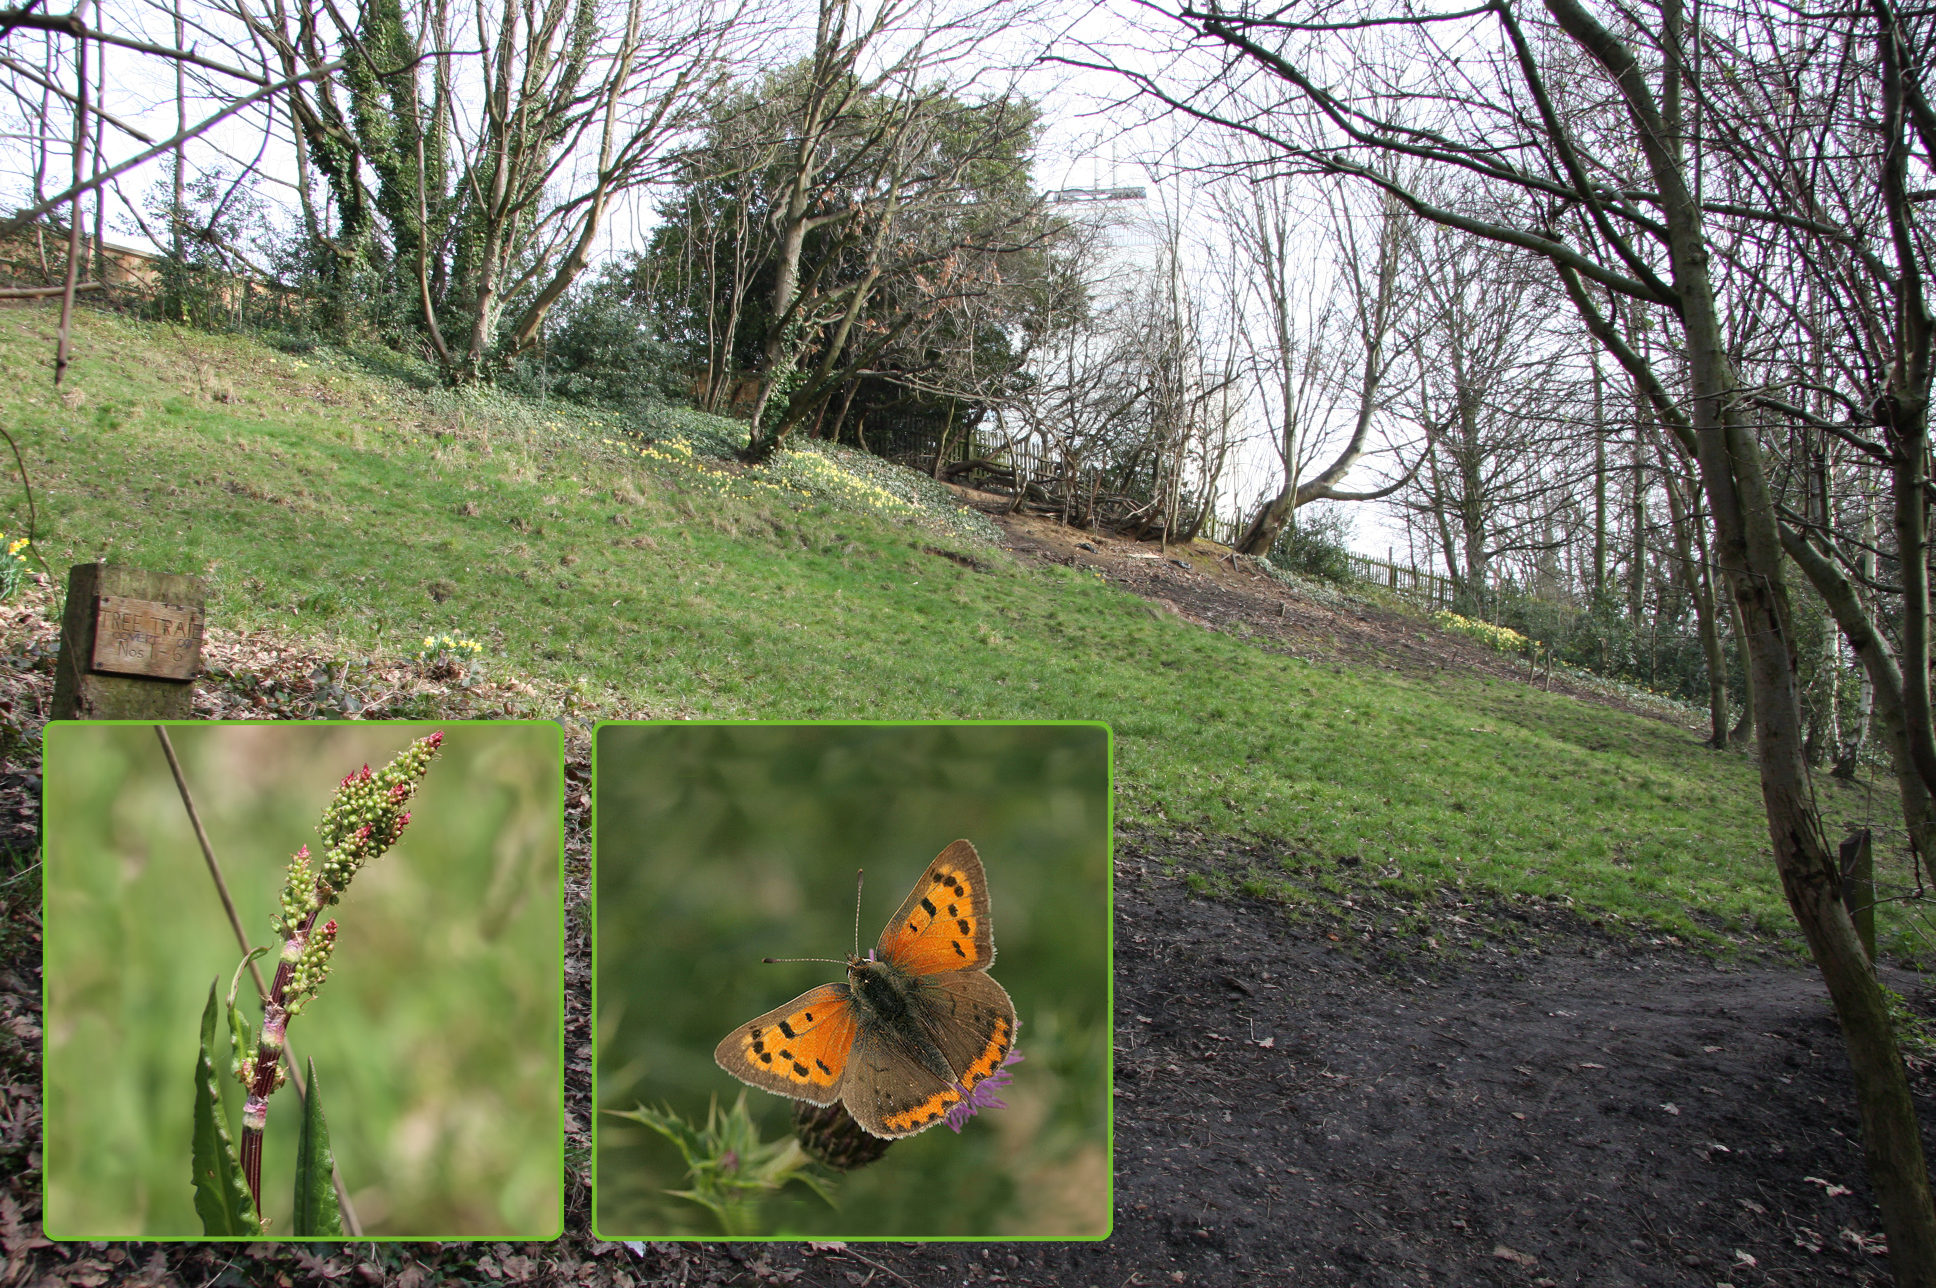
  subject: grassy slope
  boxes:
[2,306,1913,961]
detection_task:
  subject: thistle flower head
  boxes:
[944,1048,1024,1133]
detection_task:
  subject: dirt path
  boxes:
[964,491,1693,726]
[1093,839,1909,1287]
[604,838,1920,1288]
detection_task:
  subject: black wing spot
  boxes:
[778,1019,798,1039]
[951,940,967,958]
[792,1061,809,1077]
[920,896,937,918]
[760,1051,774,1064]
[957,918,971,934]
[816,1058,832,1074]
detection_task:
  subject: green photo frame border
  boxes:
[39,718,569,1242]
[589,718,1115,1243]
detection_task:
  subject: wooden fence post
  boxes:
[50,563,207,719]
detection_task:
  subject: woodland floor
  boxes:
[0,495,1931,1287]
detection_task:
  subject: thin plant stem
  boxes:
[155,726,364,1235]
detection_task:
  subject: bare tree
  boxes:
[730,0,1046,459]
[1399,223,1577,600]
[227,0,750,380]
[1229,180,1418,554]
[1069,0,1936,1276]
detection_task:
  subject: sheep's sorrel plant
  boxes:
[193,731,444,1236]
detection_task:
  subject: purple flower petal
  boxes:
[945,1048,1025,1132]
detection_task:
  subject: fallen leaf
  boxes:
[1841,1229,1887,1255]
[1492,1245,1537,1267]
[1661,1102,1680,1115]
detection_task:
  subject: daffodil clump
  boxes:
[603,406,1001,543]
[604,436,801,504]
[414,633,483,683]
[765,448,919,517]
[1433,610,1537,655]
[768,442,1002,544]
[0,534,30,600]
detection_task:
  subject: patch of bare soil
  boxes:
[959,488,1688,728]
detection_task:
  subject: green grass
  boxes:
[5,307,1923,963]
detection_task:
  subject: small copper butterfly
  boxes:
[713,840,1018,1139]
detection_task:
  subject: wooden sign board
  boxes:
[90,594,205,679]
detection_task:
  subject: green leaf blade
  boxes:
[292,1057,345,1237]
[193,979,262,1237]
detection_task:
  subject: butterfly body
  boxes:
[715,841,1017,1140]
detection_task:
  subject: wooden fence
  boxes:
[1341,552,1457,609]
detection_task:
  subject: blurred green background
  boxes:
[595,723,1111,1239]
[44,722,562,1238]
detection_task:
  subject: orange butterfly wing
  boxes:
[717,841,1017,1141]
[846,971,1018,1138]
[874,839,995,975]
[713,983,858,1105]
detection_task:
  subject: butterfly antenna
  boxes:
[852,869,866,957]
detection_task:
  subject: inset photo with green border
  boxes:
[43,722,563,1239]
[594,722,1111,1240]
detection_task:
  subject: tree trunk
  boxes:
[1654,447,1728,747]
[1542,3,1936,1276]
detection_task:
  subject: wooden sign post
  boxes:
[51,563,207,719]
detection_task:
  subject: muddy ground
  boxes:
[965,493,1686,720]
[4,504,1933,1287]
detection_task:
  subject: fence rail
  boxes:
[1342,552,1457,609]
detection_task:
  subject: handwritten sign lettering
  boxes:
[90,594,204,680]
